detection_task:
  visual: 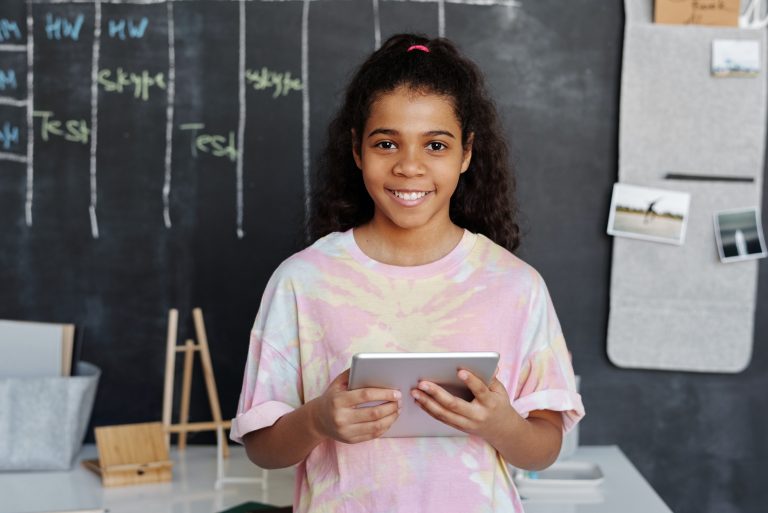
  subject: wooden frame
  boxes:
[82,422,172,487]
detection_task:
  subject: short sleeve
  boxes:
[511,274,585,433]
[230,267,303,444]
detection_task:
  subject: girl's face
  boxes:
[352,86,473,235]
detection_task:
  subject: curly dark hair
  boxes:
[308,33,520,252]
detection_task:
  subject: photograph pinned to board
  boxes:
[713,207,767,263]
[607,183,691,245]
[712,39,761,77]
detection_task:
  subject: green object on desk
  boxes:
[218,502,292,513]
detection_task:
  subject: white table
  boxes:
[521,446,672,513]
[0,445,672,513]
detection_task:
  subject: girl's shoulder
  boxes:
[472,233,547,291]
[269,230,352,282]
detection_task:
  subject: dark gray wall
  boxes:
[0,2,765,512]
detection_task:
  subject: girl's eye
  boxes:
[428,142,446,151]
[376,141,396,150]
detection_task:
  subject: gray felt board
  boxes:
[607,0,765,373]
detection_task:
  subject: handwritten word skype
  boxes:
[0,69,18,91]
[245,67,303,98]
[0,122,20,150]
[108,17,149,40]
[45,13,85,41]
[180,123,238,162]
[0,19,22,43]
[98,68,166,101]
[33,110,89,144]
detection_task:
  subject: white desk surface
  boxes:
[0,445,672,513]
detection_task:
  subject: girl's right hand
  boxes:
[311,369,401,444]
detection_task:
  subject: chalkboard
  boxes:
[0,2,766,513]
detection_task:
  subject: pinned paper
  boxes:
[654,0,740,26]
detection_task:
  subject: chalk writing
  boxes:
[0,121,20,150]
[0,19,22,43]
[245,67,303,98]
[33,110,89,144]
[45,13,85,41]
[180,123,238,162]
[108,17,149,40]
[0,69,17,91]
[98,68,166,101]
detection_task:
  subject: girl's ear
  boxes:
[351,129,363,169]
[460,133,475,174]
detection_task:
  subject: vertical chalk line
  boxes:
[236,0,246,239]
[438,0,445,37]
[301,0,310,237]
[163,0,176,229]
[372,0,381,49]
[88,0,102,239]
[25,10,34,227]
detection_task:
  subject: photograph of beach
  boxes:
[607,183,691,245]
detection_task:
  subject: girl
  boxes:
[231,34,584,512]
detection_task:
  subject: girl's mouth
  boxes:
[387,189,433,204]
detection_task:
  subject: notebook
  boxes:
[0,320,75,378]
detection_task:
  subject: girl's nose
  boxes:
[393,151,425,177]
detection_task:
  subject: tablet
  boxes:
[348,351,499,437]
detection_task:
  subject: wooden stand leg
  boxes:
[161,309,179,450]
[193,308,229,458]
[178,339,195,450]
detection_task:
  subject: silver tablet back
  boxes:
[348,352,499,437]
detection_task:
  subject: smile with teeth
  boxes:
[390,190,431,201]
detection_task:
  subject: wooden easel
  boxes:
[161,307,267,490]
[161,308,230,457]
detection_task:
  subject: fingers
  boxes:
[457,369,491,400]
[457,371,510,403]
[352,397,401,422]
[410,374,511,436]
[411,383,467,431]
[331,399,401,443]
[488,377,508,395]
[414,380,467,410]
[342,387,401,408]
[344,408,401,443]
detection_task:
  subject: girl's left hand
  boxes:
[411,369,521,443]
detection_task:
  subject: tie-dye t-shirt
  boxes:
[231,229,584,513]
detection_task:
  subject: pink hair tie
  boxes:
[407,44,430,53]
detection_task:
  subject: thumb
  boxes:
[488,377,507,394]
[329,368,351,391]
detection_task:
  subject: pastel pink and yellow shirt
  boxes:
[232,229,584,513]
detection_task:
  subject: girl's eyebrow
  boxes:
[367,128,456,139]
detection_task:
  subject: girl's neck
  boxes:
[353,219,465,267]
